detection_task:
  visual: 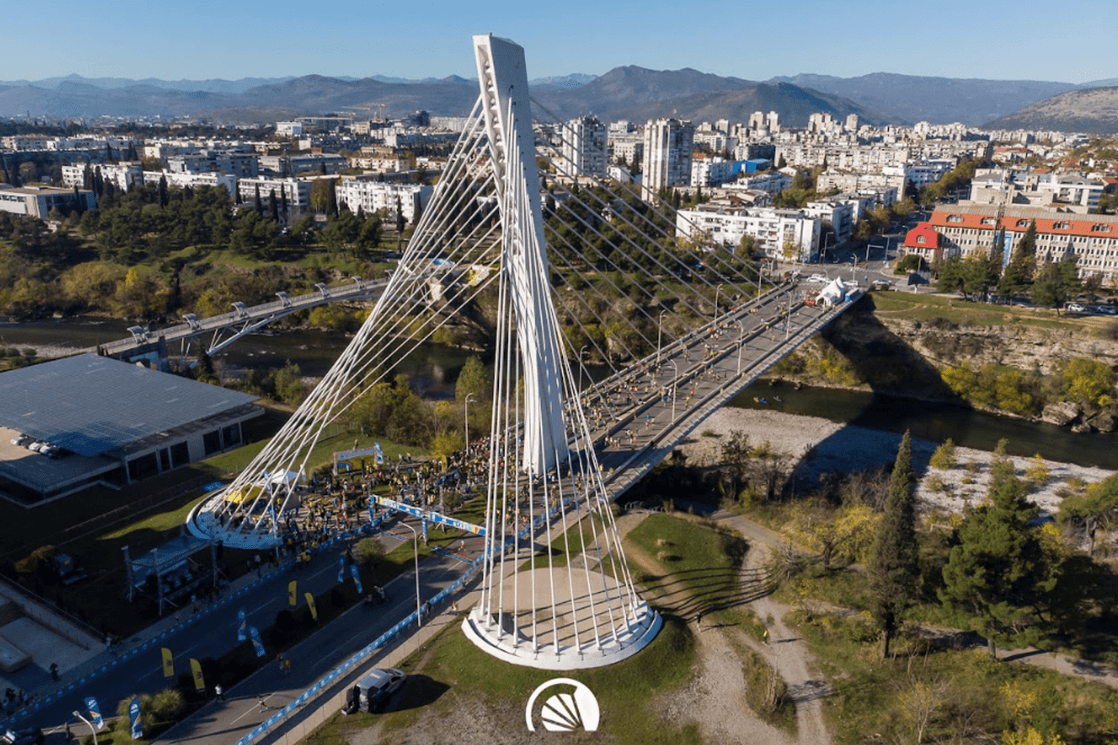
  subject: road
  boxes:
[19,517,482,743]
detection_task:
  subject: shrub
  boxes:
[929,438,957,469]
[149,688,185,724]
[353,537,385,568]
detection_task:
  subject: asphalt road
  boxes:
[21,518,481,742]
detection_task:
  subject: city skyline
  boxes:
[6,0,1114,87]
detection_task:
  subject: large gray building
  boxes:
[0,355,262,506]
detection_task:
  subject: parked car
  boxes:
[343,668,406,714]
[8,433,30,448]
[1095,305,1117,315]
[1065,303,1085,313]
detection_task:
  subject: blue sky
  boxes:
[7,0,1113,84]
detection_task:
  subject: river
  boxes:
[3,316,1115,469]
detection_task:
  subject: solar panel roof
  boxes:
[0,354,259,457]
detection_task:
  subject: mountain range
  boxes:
[0,68,1115,133]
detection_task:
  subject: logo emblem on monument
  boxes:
[525,678,600,733]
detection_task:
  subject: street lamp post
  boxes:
[463,393,475,456]
[578,345,588,393]
[736,322,746,375]
[668,359,678,421]
[73,711,98,745]
[656,310,667,365]
[714,284,723,325]
[851,255,858,283]
[402,522,422,634]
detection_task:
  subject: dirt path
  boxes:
[619,511,830,745]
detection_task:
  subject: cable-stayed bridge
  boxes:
[176,35,860,670]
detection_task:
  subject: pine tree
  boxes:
[939,454,1061,657]
[869,430,919,657]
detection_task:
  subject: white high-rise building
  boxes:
[561,115,608,178]
[641,118,694,200]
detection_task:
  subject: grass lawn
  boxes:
[627,512,749,625]
[302,610,700,745]
[870,291,1083,333]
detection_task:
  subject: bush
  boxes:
[149,688,185,724]
[353,537,385,568]
[929,438,957,470]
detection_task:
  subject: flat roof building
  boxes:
[0,355,262,506]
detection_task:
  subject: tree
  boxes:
[868,431,919,657]
[1031,255,1080,313]
[939,454,1061,657]
[1059,473,1118,557]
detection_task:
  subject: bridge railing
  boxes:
[91,281,384,357]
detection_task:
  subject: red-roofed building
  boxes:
[901,222,944,265]
[928,204,1118,285]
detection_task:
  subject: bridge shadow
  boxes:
[787,293,974,491]
[637,564,776,620]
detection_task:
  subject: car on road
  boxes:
[1094,305,1117,315]
[808,273,828,283]
[1065,303,1086,314]
[344,667,407,714]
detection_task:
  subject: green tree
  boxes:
[868,431,919,657]
[1031,256,1080,313]
[455,355,491,404]
[939,455,1061,657]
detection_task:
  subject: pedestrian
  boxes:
[258,696,269,711]
[49,663,60,681]
[214,683,224,701]
[763,627,769,646]
[695,612,703,631]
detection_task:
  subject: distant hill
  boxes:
[0,68,1108,129]
[983,86,1118,133]
[768,72,1080,126]
[0,73,294,94]
[535,66,757,120]
[530,73,595,91]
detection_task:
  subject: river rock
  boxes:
[1071,421,1092,434]
[1086,411,1118,433]
[1041,401,1082,426]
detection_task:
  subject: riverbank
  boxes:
[677,407,1114,518]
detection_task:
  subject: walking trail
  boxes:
[617,511,831,745]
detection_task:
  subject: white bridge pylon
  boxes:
[460,34,659,670]
[186,33,659,670]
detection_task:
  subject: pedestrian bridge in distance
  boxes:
[85,276,387,365]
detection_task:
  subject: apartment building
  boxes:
[690,155,737,187]
[676,203,820,262]
[336,179,432,222]
[0,185,96,218]
[642,118,694,199]
[237,177,312,214]
[61,163,144,192]
[561,116,608,178]
[968,168,1105,213]
[143,171,236,195]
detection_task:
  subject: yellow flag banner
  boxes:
[161,647,174,678]
[190,658,205,692]
[304,592,317,621]
[288,580,297,607]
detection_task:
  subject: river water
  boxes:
[3,316,1115,469]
